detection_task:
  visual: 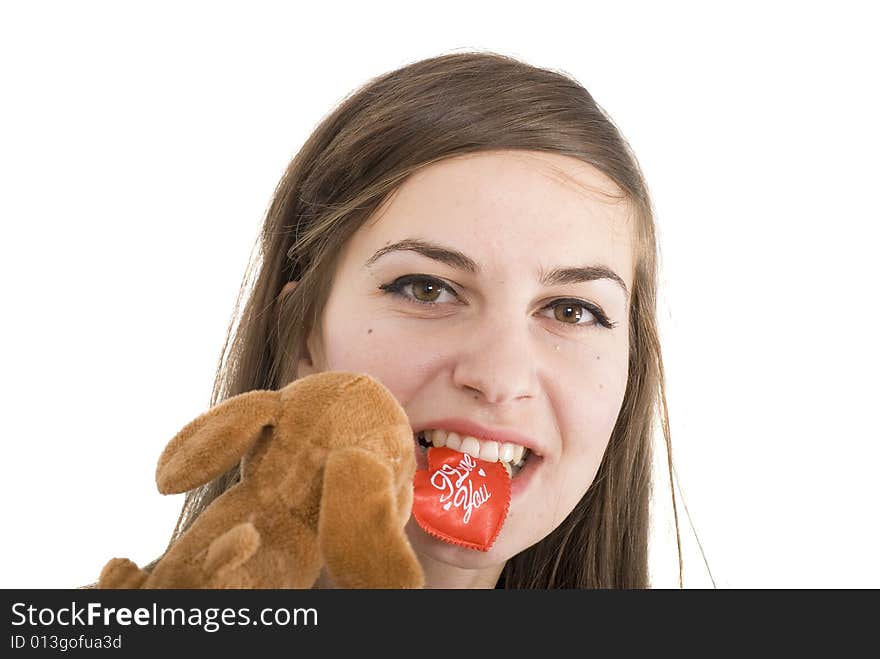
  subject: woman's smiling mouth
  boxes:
[416,429,531,478]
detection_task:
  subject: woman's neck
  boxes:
[312,558,506,589]
[418,553,506,589]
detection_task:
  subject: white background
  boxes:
[1,1,877,589]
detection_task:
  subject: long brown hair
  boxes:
[152,50,684,588]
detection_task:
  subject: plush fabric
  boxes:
[98,371,424,589]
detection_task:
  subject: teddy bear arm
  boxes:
[98,557,149,589]
[203,521,261,578]
[318,447,424,589]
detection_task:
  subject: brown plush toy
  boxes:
[98,371,424,589]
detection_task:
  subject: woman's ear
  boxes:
[278,280,321,377]
[279,281,298,298]
[298,330,322,377]
[298,349,316,376]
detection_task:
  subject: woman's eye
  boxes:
[539,300,610,329]
[379,276,616,330]
[379,275,457,306]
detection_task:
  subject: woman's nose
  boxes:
[451,318,539,405]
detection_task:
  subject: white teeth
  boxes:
[479,441,499,462]
[421,429,530,470]
[511,444,525,465]
[430,429,446,448]
[460,436,481,459]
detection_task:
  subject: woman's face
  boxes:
[296,150,634,568]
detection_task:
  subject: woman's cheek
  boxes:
[560,350,629,459]
[583,343,629,416]
[322,320,437,401]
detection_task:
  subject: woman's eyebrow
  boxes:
[364,238,629,300]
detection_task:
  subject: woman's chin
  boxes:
[403,516,515,570]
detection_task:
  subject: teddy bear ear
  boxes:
[155,389,281,494]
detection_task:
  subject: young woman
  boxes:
[156,51,680,588]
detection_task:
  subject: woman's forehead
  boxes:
[355,151,635,289]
